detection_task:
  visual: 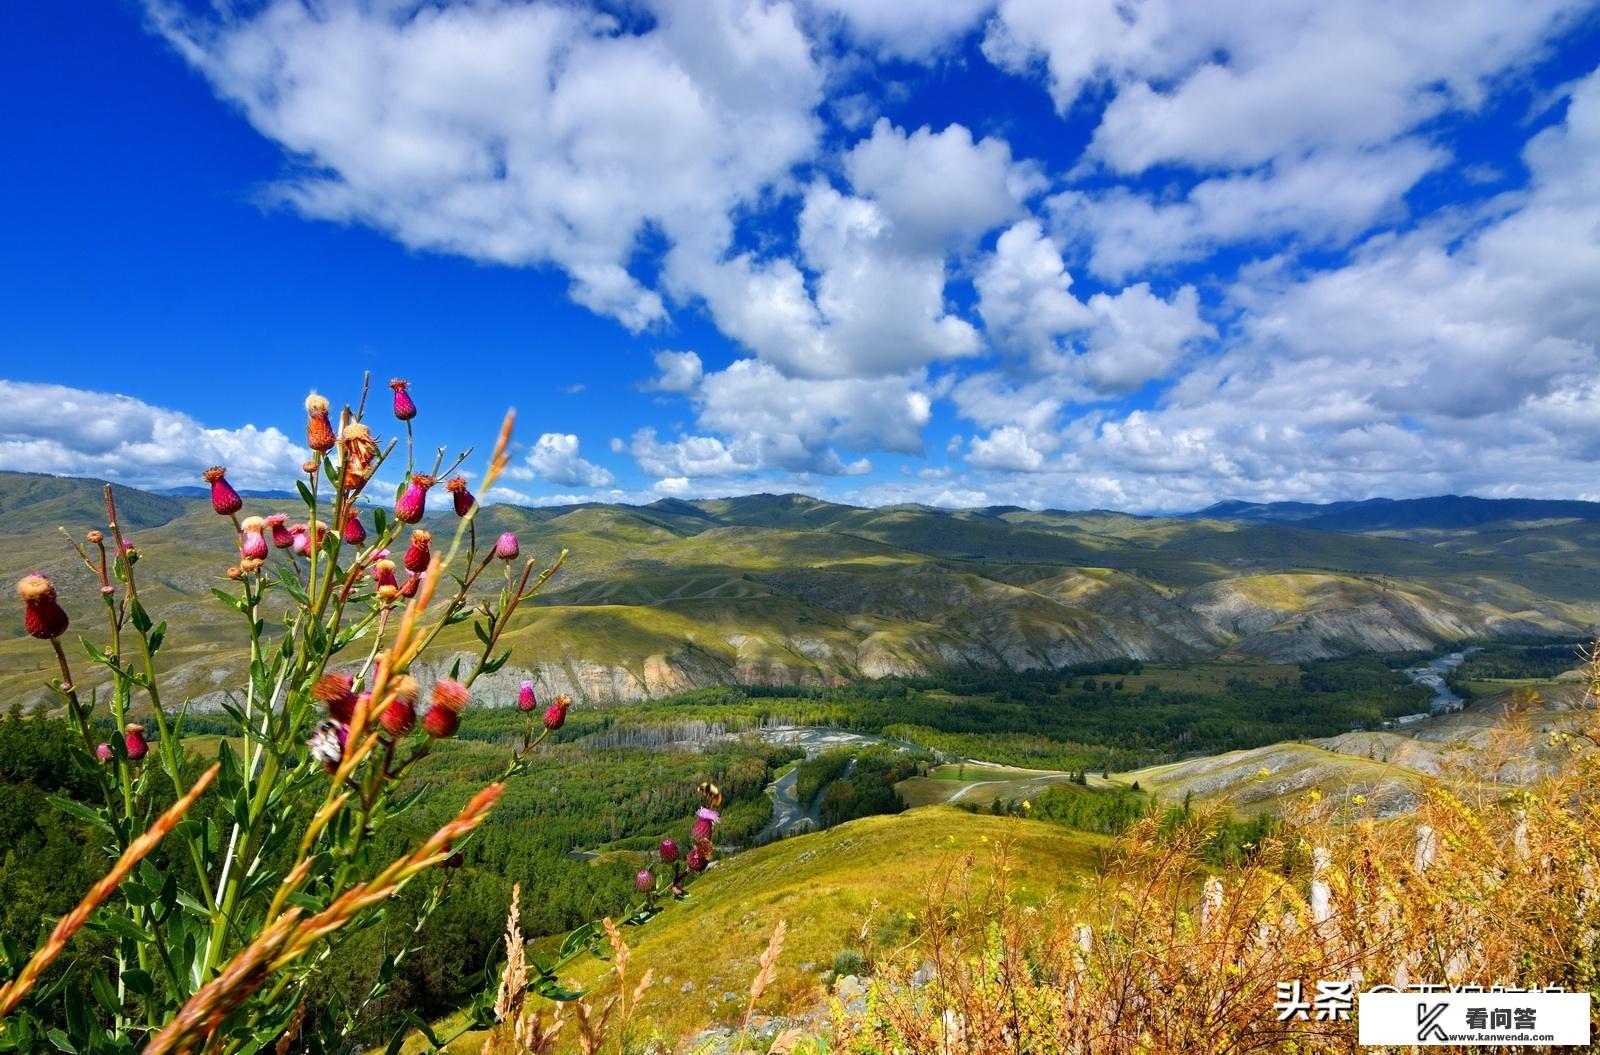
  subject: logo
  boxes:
[1415,1002,1449,1042]
[1359,991,1590,1046]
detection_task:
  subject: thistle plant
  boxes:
[0,376,621,1052]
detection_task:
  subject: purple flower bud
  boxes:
[389,378,417,421]
[518,680,537,712]
[203,466,242,516]
[95,742,113,763]
[659,838,679,863]
[494,532,519,561]
[635,868,654,893]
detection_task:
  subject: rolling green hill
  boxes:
[2,471,1597,712]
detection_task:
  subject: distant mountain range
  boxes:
[3,471,1597,710]
[1187,495,1600,532]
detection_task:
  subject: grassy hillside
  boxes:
[3,471,1597,711]
[436,805,1110,1051]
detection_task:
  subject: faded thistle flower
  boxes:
[203,466,243,516]
[305,393,336,452]
[340,423,379,496]
[395,474,435,524]
[424,679,470,738]
[542,693,571,732]
[370,559,399,600]
[445,474,474,516]
[17,575,68,640]
[124,723,149,762]
[389,378,417,421]
[494,532,520,561]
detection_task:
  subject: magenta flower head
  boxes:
[403,529,432,573]
[517,680,537,712]
[342,512,367,546]
[424,679,469,738]
[371,559,400,603]
[313,672,358,724]
[17,574,69,640]
[395,474,435,524]
[691,807,719,843]
[239,516,269,561]
[659,838,679,864]
[543,693,571,732]
[124,723,149,762]
[95,742,113,763]
[290,524,311,556]
[266,514,294,549]
[686,847,709,873]
[380,679,418,737]
[400,571,422,599]
[389,378,417,421]
[203,466,243,516]
[494,532,519,561]
[308,719,348,775]
[446,475,475,516]
[117,539,138,566]
[635,868,654,893]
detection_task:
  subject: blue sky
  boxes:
[2,1,1598,512]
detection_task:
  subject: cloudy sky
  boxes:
[3,1,1598,512]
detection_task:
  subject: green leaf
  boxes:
[44,1028,76,1054]
[47,797,110,833]
[93,914,152,944]
[481,649,512,675]
[121,969,154,999]
[147,621,167,654]
[373,508,388,536]
[297,479,316,511]
[129,600,151,635]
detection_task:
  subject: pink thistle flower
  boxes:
[494,532,519,561]
[290,524,311,556]
[424,679,469,738]
[659,838,679,864]
[389,378,417,421]
[117,540,138,565]
[266,514,294,549]
[542,693,571,732]
[313,673,359,724]
[17,574,69,640]
[305,394,336,453]
[402,530,432,573]
[124,723,149,762]
[342,513,367,546]
[395,474,435,524]
[635,868,654,893]
[203,466,243,516]
[370,559,399,591]
[400,571,421,598]
[517,680,537,712]
[445,475,474,516]
[691,807,719,843]
[308,718,348,774]
[95,742,113,763]
[380,689,416,737]
[239,516,269,560]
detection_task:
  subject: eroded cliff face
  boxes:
[397,571,1582,707]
